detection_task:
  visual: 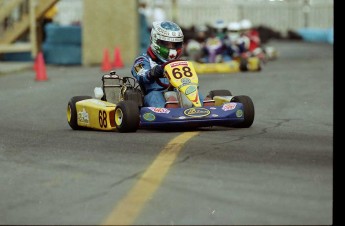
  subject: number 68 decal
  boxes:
[99,110,107,128]
[171,66,193,79]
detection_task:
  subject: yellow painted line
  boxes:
[102,131,200,225]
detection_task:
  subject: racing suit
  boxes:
[131,47,168,107]
[131,47,205,107]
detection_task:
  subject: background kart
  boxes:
[67,60,255,132]
[191,56,261,74]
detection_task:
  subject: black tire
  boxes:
[239,58,248,71]
[123,88,144,107]
[115,100,140,133]
[232,95,255,128]
[257,63,262,71]
[256,59,263,71]
[208,89,232,99]
[67,96,92,130]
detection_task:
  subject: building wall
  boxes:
[83,0,139,66]
[149,0,333,34]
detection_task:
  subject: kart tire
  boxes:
[208,89,232,99]
[67,96,92,130]
[115,100,140,133]
[232,95,254,128]
[239,58,248,71]
[257,63,262,71]
[257,60,263,71]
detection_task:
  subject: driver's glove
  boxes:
[149,65,164,80]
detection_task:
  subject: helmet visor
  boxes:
[157,40,183,49]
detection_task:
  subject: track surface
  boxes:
[0,40,333,225]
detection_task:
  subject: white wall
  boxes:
[144,0,333,34]
[51,0,334,33]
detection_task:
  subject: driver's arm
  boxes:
[131,56,158,84]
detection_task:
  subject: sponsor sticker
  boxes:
[134,63,144,73]
[78,108,89,124]
[185,86,197,95]
[170,61,188,67]
[184,108,210,118]
[148,107,170,114]
[143,113,156,121]
[236,109,243,117]
[181,78,191,84]
[222,103,237,111]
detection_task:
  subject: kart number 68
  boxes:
[99,110,107,128]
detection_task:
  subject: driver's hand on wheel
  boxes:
[149,65,164,80]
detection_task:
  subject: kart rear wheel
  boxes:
[208,89,232,99]
[115,100,140,133]
[67,96,92,130]
[232,95,254,128]
[239,58,248,71]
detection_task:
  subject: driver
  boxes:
[131,21,184,107]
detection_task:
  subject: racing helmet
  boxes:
[227,22,241,41]
[213,19,226,31]
[227,22,241,32]
[150,21,184,62]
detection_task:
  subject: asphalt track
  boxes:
[0,40,333,225]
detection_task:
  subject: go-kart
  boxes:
[185,38,262,74]
[191,56,261,74]
[66,60,255,132]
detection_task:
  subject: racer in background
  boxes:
[239,19,266,62]
[131,21,207,108]
[184,25,208,63]
[204,19,230,63]
[204,31,226,63]
[224,21,249,60]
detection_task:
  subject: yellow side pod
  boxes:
[192,57,261,74]
[76,99,117,131]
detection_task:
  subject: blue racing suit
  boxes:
[131,48,170,107]
[131,47,205,107]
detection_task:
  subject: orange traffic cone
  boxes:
[35,52,48,81]
[112,47,124,69]
[101,48,112,72]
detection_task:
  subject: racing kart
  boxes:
[66,60,255,132]
[191,56,261,74]
[185,38,262,74]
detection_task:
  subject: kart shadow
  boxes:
[141,126,237,133]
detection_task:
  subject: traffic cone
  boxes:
[112,47,124,69]
[101,48,112,72]
[35,52,48,81]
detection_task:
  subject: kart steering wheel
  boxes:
[155,59,185,89]
[155,75,170,89]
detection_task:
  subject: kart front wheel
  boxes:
[67,96,92,130]
[115,100,140,133]
[208,89,232,99]
[232,95,255,128]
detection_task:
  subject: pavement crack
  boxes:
[176,119,293,164]
[109,171,144,188]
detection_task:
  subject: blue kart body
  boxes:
[139,102,244,128]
